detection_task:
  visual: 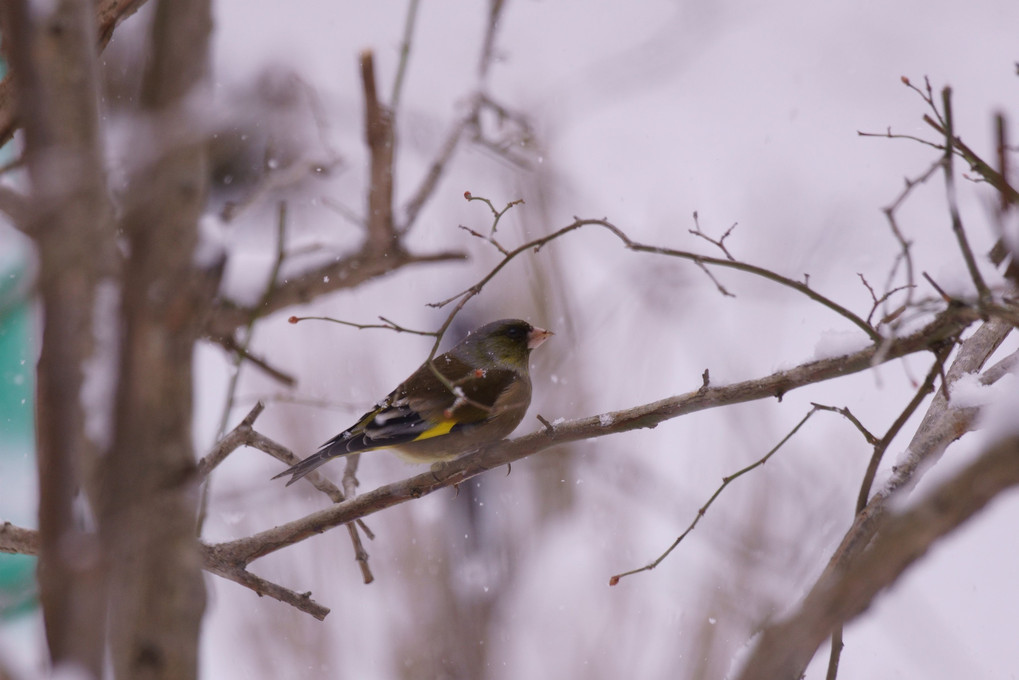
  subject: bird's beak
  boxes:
[527,326,553,349]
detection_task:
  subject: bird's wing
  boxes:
[319,356,519,456]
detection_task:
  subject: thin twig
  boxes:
[204,247,466,338]
[201,546,331,620]
[214,202,289,441]
[196,405,376,585]
[875,355,947,506]
[287,314,438,337]
[196,401,266,478]
[400,2,513,231]
[810,403,878,445]
[390,0,421,113]
[608,408,818,585]
[213,336,296,386]
[922,271,952,302]
[688,211,737,261]
[879,160,942,313]
[478,0,507,78]
[694,260,735,297]
[465,192,524,234]
[431,216,879,341]
[940,87,992,305]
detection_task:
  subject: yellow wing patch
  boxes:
[411,419,457,442]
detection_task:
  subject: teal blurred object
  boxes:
[0,232,38,621]
[0,53,40,620]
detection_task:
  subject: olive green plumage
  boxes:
[274,319,552,486]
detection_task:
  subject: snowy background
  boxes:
[5,0,1019,678]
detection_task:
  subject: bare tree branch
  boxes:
[825,347,948,679]
[433,215,881,340]
[940,87,992,304]
[212,304,975,569]
[196,402,265,477]
[0,305,991,619]
[769,311,1013,680]
[195,404,376,586]
[361,50,397,255]
[735,432,1019,680]
[204,247,466,338]
[609,407,819,585]
[0,0,149,147]
[200,549,331,620]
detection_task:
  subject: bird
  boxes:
[274,319,553,486]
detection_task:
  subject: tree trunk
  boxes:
[97,1,214,678]
[1,0,114,674]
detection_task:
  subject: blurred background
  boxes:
[2,0,1018,678]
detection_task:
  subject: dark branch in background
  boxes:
[940,87,992,305]
[360,50,398,255]
[400,98,536,231]
[471,93,538,168]
[735,433,1019,680]
[219,153,341,224]
[996,112,1011,212]
[213,334,296,386]
[390,0,420,113]
[204,247,466,338]
[399,101,474,232]
[0,0,149,147]
[478,0,507,78]
[203,41,475,339]
[214,202,293,445]
[922,109,1019,207]
[399,5,521,230]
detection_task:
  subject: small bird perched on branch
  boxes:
[273,318,553,486]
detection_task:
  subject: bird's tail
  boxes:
[272,447,342,487]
